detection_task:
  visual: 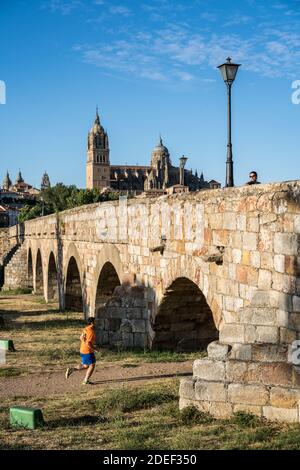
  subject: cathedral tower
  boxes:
[86,108,110,190]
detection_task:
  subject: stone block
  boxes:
[131,319,146,333]
[263,406,298,423]
[133,333,146,349]
[233,404,262,416]
[195,381,227,402]
[256,326,278,344]
[232,249,242,264]
[274,233,298,256]
[121,332,134,349]
[250,251,260,268]
[226,361,248,382]
[270,387,300,408]
[229,344,252,361]
[257,270,272,290]
[210,402,233,419]
[250,290,270,307]
[280,327,297,344]
[179,378,196,400]
[294,214,300,233]
[274,255,285,273]
[293,296,300,313]
[277,310,289,328]
[261,363,292,387]
[252,344,288,363]
[240,307,277,326]
[207,341,231,360]
[219,324,245,344]
[243,232,258,251]
[244,325,256,343]
[193,359,226,381]
[228,384,269,406]
[179,398,211,413]
[223,213,236,230]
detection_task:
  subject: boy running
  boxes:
[65,317,98,385]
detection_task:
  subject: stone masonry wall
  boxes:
[3,180,300,422]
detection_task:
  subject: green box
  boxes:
[0,340,15,352]
[10,406,44,429]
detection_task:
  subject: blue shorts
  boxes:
[80,353,96,366]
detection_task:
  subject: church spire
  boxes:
[95,106,100,124]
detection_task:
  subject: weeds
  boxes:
[179,405,214,425]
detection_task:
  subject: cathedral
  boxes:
[86,110,220,194]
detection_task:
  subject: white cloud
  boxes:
[110,6,131,16]
[45,0,82,15]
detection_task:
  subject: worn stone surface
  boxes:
[207,341,231,360]
[193,359,226,381]
[2,180,300,424]
[262,406,299,423]
[228,384,269,405]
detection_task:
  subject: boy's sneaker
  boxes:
[65,367,73,379]
[82,379,93,385]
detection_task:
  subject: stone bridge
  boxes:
[1,180,300,422]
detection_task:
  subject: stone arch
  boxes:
[27,247,33,289]
[47,252,58,301]
[151,277,218,352]
[90,244,124,315]
[65,255,83,311]
[156,256,222,329]
[35,249,44,295]
[95,262,121,311]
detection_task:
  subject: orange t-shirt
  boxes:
[80,325,96,354]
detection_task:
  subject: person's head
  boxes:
[87,317,95,327]
[249,171,257,181]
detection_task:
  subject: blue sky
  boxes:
[0,0,299,189]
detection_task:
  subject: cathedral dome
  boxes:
[90,108,104,135]
[153,136,169,155]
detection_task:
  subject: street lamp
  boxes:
[179,155,188,186]
[217,57,241,187]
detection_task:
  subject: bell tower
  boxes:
[86,108,110,189]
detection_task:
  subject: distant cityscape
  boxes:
[0,171,50,227]
[1,109,221,227]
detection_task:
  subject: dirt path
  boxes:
[0,361,193,398]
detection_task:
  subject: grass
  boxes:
[2,294,300,449]
[0,295,200,373]
[1,380,300,450]
[0,367,21,378]
[0,288,32,296]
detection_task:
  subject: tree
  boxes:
[18,184,121,222]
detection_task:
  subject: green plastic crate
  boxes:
[10,406,44,429]
[0,340,15,352]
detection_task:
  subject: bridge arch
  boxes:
[95,262,121,312]
[35,249,44,295]
[64,244,83,312]
[47,252,58,302]
[151,276,218,352]
[90,244,124,315]
[27,247,33,290]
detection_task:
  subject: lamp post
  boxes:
[179,155,188,186]
[217,57,241,187]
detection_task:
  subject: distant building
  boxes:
[86,110,220,194]
[0,170,49,226]
[41,171,51,191]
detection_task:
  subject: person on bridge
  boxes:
[246,171,261,185]
[65,317,99,385]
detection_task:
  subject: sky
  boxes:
[0,0,299,189]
